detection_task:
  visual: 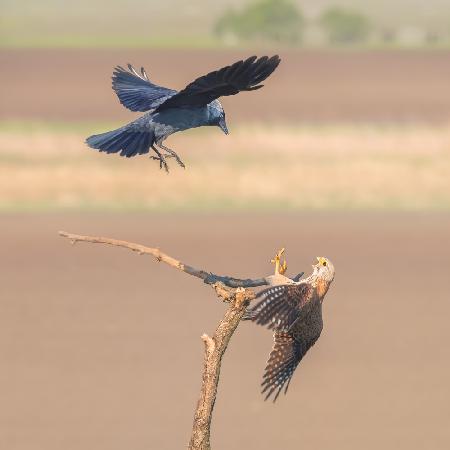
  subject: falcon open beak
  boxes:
[218,117,229,135]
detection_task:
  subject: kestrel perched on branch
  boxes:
[245,250,335,401]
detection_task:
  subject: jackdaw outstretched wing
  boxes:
[154,55,280,112]
[112,64,177,112]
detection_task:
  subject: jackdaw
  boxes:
[86,55,281,171]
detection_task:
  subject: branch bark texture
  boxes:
[58,231,269,289]
[188,288,254,450]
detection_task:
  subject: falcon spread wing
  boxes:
[154,55,280,112]
[112,64,176,112]
[262,331,319,401]
[248,283,312,332]
[247,282,322,401]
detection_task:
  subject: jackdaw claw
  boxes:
[150,145,170,172]
[157,144,186,169]
[162,153,185,168]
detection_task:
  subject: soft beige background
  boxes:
[1,10,450,448]
[1,213,449,450]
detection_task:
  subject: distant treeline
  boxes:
[214,0,447,46]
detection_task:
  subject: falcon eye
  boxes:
[322,261,327,266]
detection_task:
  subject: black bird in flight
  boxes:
[86,55,281,171]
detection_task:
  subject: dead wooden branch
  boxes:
[189,288,253,450]
[58,230,301,450]
[59,231,269,289]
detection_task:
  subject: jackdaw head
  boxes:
[210,100,228,135]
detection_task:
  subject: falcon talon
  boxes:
[270,248,287,275]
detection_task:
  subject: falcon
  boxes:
[86,55,281,171]
[245,250,335,401]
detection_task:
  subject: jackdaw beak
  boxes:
[218,117,229,135]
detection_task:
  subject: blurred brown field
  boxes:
[0,124,449,211]
[1,49,450,123]
[1,213,450,450]
[1,49,449,212]
[1,46,450,450]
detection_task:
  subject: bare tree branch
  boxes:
[189,288,254,450]
[59,231,270,288]
[58,230,301,450]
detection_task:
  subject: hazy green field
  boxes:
[1,121,449,212]
[2,0,450,48]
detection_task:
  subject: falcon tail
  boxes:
[86,125,155,158]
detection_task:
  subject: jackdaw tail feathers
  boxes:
[86,126,155,158]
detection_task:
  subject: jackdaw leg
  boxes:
[150,145,169,172]
[157,143,185,169]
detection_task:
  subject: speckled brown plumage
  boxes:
[246,257,335,401]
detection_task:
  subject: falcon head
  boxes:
[313,256,335,283]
